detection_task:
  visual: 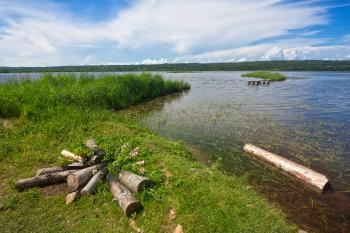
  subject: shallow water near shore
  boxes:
[129,71,350,232]
[2,71,350,232]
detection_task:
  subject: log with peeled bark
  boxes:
[243,144,331,193]
[66,191,80,205]
[80,168,107,196]
[106,173,142,216]
[118,170,154,193]
[16,169,79,191]
[61,150,84,163]
[67,164,102,192]
[36,163,86,176]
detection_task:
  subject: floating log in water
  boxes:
[85,139,104,164]
[16,170,79,191]
[36,163,86,176]
[243,144,331,193]
[106,173,142,216]
[61,150,84,163]
[80,168,107,196]
[118,170,154,193]
[67,164,102,191]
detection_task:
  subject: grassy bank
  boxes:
[242,71,286,81]
[0,74,295,232]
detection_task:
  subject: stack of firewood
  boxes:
[15,139,154,216]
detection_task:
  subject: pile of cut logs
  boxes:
[15,139,154,216]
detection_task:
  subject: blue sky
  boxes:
[0,0,349,66]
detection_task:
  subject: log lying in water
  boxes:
[80,168,107,196]
[61,150,84,163]
[243,144,331,193]
[118,170,155,193]
[16,170,79,191]
[106,173,142,216]
[36,163,86,176]
[67,164,102,192]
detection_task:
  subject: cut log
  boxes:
[16,170,79,191]
[36,163,86,176]
[86,139,105,157]
[243,144,331,193]
[66,191,80,205]
[106,173,142,216]
[67,164,102,192]
[85,139,105,164]
[118,170,154,193]
[80,168,107,196]
[61,150,83,163]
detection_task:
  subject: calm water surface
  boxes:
[2,71,350,232]
[131,71,350,233]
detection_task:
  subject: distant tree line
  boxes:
[1,60,350,73]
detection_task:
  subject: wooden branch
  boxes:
[80,168,107,196]
[118,170,154,193]
[61,150,83,163]
[36,163,86,176]
[106,173,142,216]
[16,170,78,191]
[66,191,80,205]
[243,144,331,193]
[67,164,102,192]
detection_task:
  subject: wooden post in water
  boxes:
[243,144,331,193]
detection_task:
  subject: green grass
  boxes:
[0,73,295,232]
[241,71,286,81]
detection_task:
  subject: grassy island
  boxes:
[0,73,294,232]
[242,71,286,81]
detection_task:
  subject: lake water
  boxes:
[130,71,350,233]
[1,71,350,232]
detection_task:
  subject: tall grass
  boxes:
[241,71,286,81]
[0,73,190,119]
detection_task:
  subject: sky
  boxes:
[0,0,349,66]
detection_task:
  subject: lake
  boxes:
[1,71,350,232]
[130,71,350,233]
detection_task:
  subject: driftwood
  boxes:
[80,168,107,196]
[66,191,80,205]
[86,139,104,164]
[67,164,102,191]
[16,170,79,191]
[36,163,86,176]
[118,170,154,193]
[61,150,84,163]
[243,144,331,193]
[107,173,142,216]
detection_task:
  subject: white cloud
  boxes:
[261,46,350,61]
[0,0,347,66]
[141,58,168,65]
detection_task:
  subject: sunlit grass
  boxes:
[241,71,286,81]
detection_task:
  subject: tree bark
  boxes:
[16,170,79,191]
[67,164,102,192]
[118,170,154,193]
[80,168,107,196]
[36,163,86,176]
[243,144,331,193]
[106,173,142,216]
[61,150,84,163]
